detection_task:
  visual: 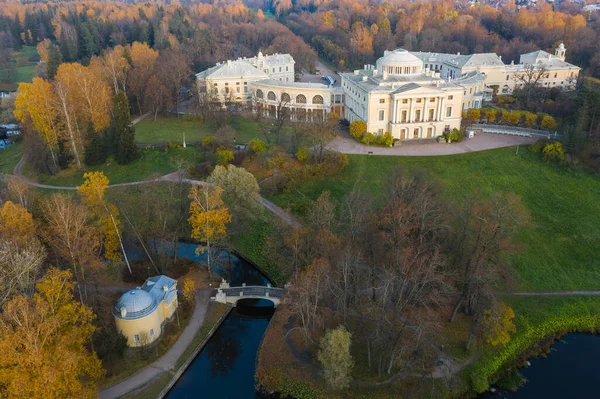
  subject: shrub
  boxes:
[523,112,537,128]
[201,135,217,151]
[296,146,309,161]
[483,108,497,123]
[216,147,234,165]
[182,277,196,303]
[528,143,543,153]
[188,161,214,178]
[360,132,377,145]
[376,132,393,146]
[249,138,267,154]
[502,111,521,126]
[542,142,565,163]
[447,128,464,143]
[165,141,182,152]
[349,120,367,140]
[467,108,481,121]
[540,115,557,130]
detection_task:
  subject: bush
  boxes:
[540,115,557,130]
[216,147,234,165]
[467,108,481,121]
[502,111,521,126]
[249,138,267,154]
[360,132,377,145]
[483,108,497,123]
[165,141,182,152]
[296,146,309,161]
[542,142,565,163]
[447,128,464,143]
[349,120,367,140]
[522,112,537,128]
[377,132,393,146]
[201,135,217,151]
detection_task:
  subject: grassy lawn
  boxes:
[0,142,22,175]
[135,117,262,145]
[268,147,600,292]
[25,147,199,186]
[0,46,38,83]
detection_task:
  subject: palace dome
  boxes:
[113,288,157,320]
[376,49,423,77]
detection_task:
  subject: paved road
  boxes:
[327,132,536,156]
[100,289,212,399]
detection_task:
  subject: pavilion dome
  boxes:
[376,49,423,77]
[113,288,157,320]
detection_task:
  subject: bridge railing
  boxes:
[473,124,562,140]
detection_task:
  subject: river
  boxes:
[148,242,275,399]
[483,333,600,398]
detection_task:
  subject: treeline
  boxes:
[264,0,600,77]
[0,0,316,72]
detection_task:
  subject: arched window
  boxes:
[312,95,324,104]
[256,89,263,99]
[267,91,276,101]
[296,94,306,104]
[281,93,291,103]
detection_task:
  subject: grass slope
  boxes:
[270,147,600,291]
[0,142,22,175]
[26,148,198,186]
[134,117,262,145]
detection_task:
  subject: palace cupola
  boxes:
[376,49,424,79]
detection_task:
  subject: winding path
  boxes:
[8,155,301,229]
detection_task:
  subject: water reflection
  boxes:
[166,300,275,399]
[482,333,600,398]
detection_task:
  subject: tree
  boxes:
[318,325,354,390]
[349,120,367,140]
[0,240,45,305]
[207,165,262,218]
[512,64,548,106]
[54,66,84,169]
[41,193,103,304]
[77,172,131,273]
[157,49,191,115]
[112,90,137,164]
[0,268,103,398]
[311,113,339,163]
[481,302,516,347]
[541,114,557,130]
[523,112,537,128]
[188,185,232,275]
[307,190,337,231]
[466,108,481,122]
[14,78,61,170]
[0,201,35,246]
[182,277,196,303]
[47,43,62,79]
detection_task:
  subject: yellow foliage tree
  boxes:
[77,172,131,272]
[182,277,196,303]
[0,201,35,246]
[188,186,232,274]
[14,78,62,169]
[0,268,103,398]
[481,302,517,347]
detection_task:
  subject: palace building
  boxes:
[195,43,580,141]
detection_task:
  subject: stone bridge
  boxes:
[210,282,286,308]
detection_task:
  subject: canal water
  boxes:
[483,333,600,398]
[147,242,275,399]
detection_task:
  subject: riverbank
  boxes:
[157,304,233,398]
[119,302,231,399]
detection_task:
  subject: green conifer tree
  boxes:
[112,90,137,165]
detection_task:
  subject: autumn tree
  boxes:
[0,240,45,305]
[318,325,354,390]
[0,201,35,246]
[188,185,232,274]
[77,172,131,273]
[14,78,61,170]
[41,193,103,303]
[182,277,196,303]
[480,301,516,347]
[54,65,84,169]
[310,113,339,163]
[0,268,103,399]
[157,49,192,115]
[307,190,337,231]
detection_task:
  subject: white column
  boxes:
[391,99,397,123]
[440,98,445,121]
[423,97,428,123]
[408,98,413,123]
[435,97,441,121]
